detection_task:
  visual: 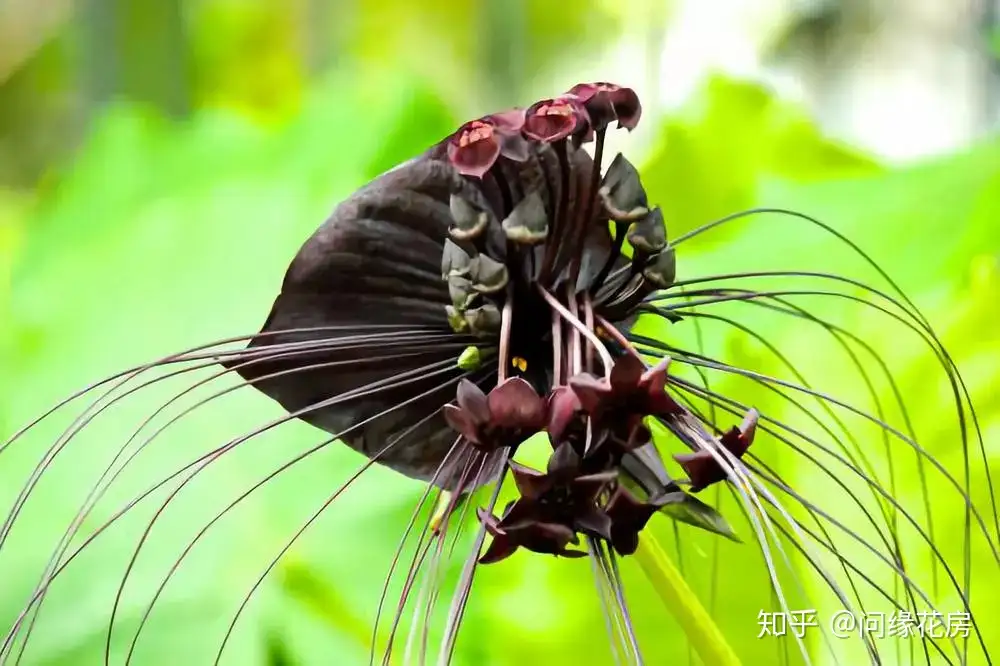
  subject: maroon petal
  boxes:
[443,404,482,444]
[487,377,546,431]
[447,120,502,178]
[456,378,490,424]
[639,356,671,395]
[547,441,582,478]
[612,531,640,556]
[674,451,728,492]
[575,508,613,541]
[507,521,582,558]
[568,373,612,414]
[488,108,527,133]
[717,409,757,460]
[479,535,519,564]
[498,498,541,530]
[648,390,684,418]
[572,471,619,501]
[477,507,505,536]
[546,385,583,444]
[514,521,577,544]
[567,82,642,131]
[566,83,616,131]
[523,97,589,143]
[609,354,644,394]
[607,86,641,130]
[621,417,652,450]
[509,462,552,501]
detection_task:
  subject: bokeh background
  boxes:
[1,1,999,665]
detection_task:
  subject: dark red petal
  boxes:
[487,108,527,133]
[487,377,546,430]
[443,404,482,444]
[575,509,613,541]
[608,87,641,130]
[606,486,649,526]
[546,385,583,444]
[572,471,619,501]
[611,530,640,556]
[498,498,540,529]
[547,441,582,478]
[479,535,519,564]
[740,408,759,448]
[477,507,506,536]
[567,82,642,131]
[674,451,728,492]
[447,121,501,178]
[523,97,587,143]
[648,390,683,418]
[519,521,577,544]
[719,408,758,457]
[566,83,601,102]
[509,462,552,501]
[456,378,490,424]
[609,354,644,394]
[639,356,671,395]
[498,133,530,162]
[568,373,611,414]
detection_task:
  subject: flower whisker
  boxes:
[669,377,989,662]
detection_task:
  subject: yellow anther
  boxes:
[511,356,528,372]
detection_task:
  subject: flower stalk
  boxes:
[634,534,743,666]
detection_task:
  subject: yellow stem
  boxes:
[634,534,743,666]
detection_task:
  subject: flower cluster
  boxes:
[450,357,757,564]
[442,82,642,179]
[431,81,760,565]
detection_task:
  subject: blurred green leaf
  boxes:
[641,75,880,245]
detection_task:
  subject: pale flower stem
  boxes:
[634,534,743,666]
[538,285,614,377]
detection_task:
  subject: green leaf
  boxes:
[657,491,741,542]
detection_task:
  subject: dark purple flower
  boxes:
[569,355,682,424]
[567,82,642,131]
[673,408,759,492]
[477,506,586,564]
[522,96,591,143]
[446,110,529,178]
[443,377,547,451]
[604,486,661,556]
[477,442,618,564]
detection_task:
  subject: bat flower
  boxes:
[477,506,586,564]
[477,442,617,564]
[604,486,662,556]
[4,79,993,666]
[445,109,529,178]
[442,377,546,452]
[566,82,642,131]
[569,354,683,426]
[522,95,592,143]
[674,408,759,492]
